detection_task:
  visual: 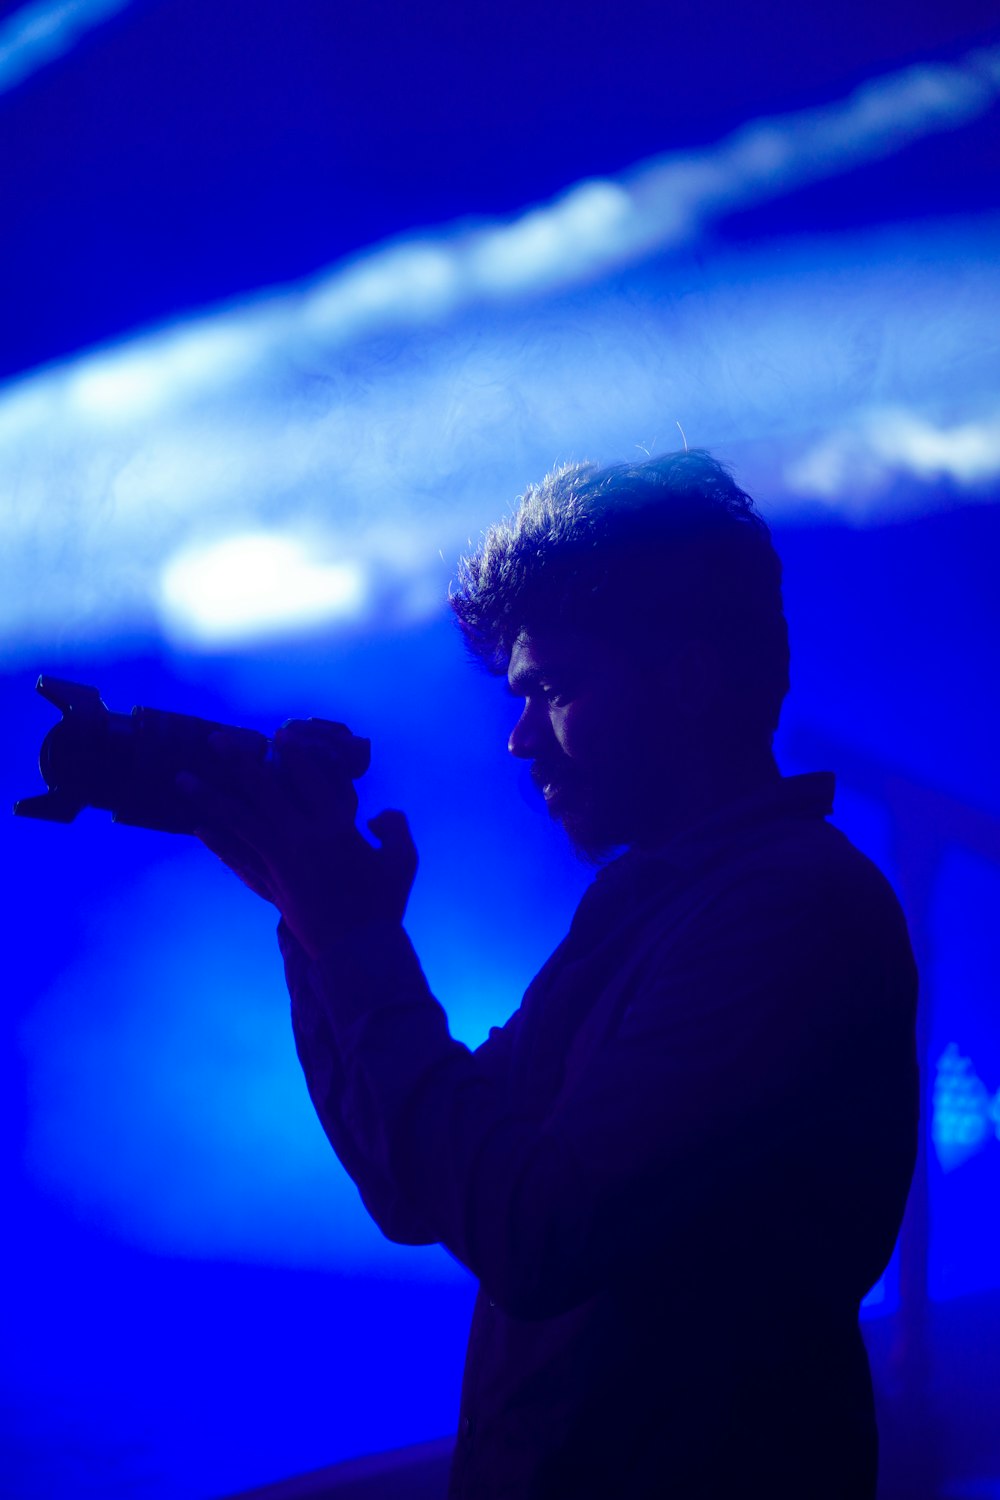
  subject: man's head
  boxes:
[449,450,790,861]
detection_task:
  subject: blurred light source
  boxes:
[0,0,135,96]
[787,405,1000,503]
[464,179,632,293]
[67,317,266,424]
[932,1042,1000,1173]
[159,533,367,645]
[306,243,460,336]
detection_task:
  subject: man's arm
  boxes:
[176,715,530,1251]
[307,853,917,1321]
[280,915,523,1248]
[279,917,436,1245]
[179,724,916,1320]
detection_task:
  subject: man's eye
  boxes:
[541,686,570,706]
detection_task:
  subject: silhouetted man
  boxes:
[184,451,918,1498]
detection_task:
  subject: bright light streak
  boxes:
[300,42,1000,340]
[159,534,367,645]
[3,39,994,431]
[0,0,135,95]
[67,318,264,422]
[786,407,1000,507]
[307,244,461,336]
[876,410,1000,482]
[1,214,997,659]
[462,179,633,294]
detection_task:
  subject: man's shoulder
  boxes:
[683,811,917,1018]
[739,809,903,926]
[594,776,915,993]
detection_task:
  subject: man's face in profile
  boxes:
[507,627,681,862]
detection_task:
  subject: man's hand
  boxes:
[177,719,417,960]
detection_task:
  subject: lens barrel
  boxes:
[13,676,370,835]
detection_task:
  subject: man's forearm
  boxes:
[280,917,441,1245]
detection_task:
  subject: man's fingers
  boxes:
[193,824,276,903]
[367,809,418,890]
[206,732,275,800]
[276,721,371,779]
[275,737,359,822]
[176,769,272,847]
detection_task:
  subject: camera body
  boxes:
[13,676,370,836]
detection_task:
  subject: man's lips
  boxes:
[532,767,575,805]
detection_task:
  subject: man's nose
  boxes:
[508,702,550,760]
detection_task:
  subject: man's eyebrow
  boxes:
[507,660,576,695]
[506,664,547,696]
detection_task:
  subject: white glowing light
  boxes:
[465,180,633,293]
[67,318,265,422]
[306,243,460,337]
[68,349,168,421]
[0,0,135,95]
[159,534,367,644]
[873,410,1000,481]
[786,406,1000,507]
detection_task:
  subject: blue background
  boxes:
[2,2,999,1496]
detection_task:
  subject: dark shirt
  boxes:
[279,772,919,1498]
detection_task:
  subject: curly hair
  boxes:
[450,449,790,741]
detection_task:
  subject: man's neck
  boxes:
[630,749,780,853]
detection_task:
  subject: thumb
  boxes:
[367,809,418,895]
[367,810,418,924]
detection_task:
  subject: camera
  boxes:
[13,676,370,836]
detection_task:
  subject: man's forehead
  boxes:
[507,628,604,689]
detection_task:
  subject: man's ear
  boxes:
[659,638,723,721]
